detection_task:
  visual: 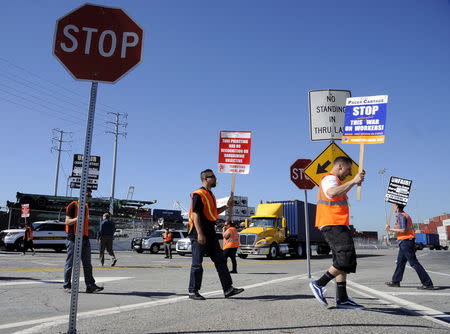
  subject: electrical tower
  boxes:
[106,112,128,214]
[51,129,72,196]
[126,186,135,200]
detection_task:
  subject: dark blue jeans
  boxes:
[64,238,96,288]
[392,239,433,286]
[188,236,232,293]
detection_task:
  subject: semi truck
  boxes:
[237,200,330,259]
[415,233,448,250]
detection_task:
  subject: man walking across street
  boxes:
[309,156,365,309]
[98,212,117,267]
[223,221,239,273]
[64,189,104,293]
[188,169,244,300]
[385,203,434,289]
[163,228,173,259]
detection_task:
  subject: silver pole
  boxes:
[67,81,98,334]
[8,206,12,229]
[109,114,119,215]
[54,130,63,196]
[304,190,311,279]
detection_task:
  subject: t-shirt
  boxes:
[321,175,339,200]
[66,202,89,240]
[396,214,407,229]
[189,187,217,238]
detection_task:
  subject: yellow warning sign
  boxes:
[304,142,359,187]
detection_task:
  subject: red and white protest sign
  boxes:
[218,131,252,174]
[21,204,30,218]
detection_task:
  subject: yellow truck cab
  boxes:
[238,201,330,259]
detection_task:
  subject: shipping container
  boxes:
[415,233,444,250]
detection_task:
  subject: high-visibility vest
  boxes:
[188,188,218,233]
[163,232,173,243]
[23,225,33,240]
[65,201,90,237]
[223,227,239,249]
[315,173,349,229]
[395,212,415,240]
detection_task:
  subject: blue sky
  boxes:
[1,0,449,237]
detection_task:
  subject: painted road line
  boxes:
[0,277,133,287]
[406,266,450,277]
[389,292,450,296]
[2,272,320,333]
[347,280,450,329]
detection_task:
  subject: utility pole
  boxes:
[51,129,71,196]
[106,112,127,215]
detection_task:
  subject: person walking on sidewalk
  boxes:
[385,203,434,289]
[163,228,173,259]
[64,189,104,293]
[98,212,117,267]
[22,222,35,255]
[187,169,244,300]
[223,221,239,273]
[309,156,365,309]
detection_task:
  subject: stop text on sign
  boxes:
[60,25,139,58]
[218,131,252,174]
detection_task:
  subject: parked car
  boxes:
[176,232,224,256]
[114,229,128,238]
[132,230,188,254]
[0,221,67,252]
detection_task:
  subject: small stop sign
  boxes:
[290,159,315,190]
[53,4,143,83]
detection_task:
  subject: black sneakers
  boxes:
[189,292,206,300]
[224,287,244,298]
[385,281,400,287]
[86,285,104,293]
[417,285,434,290]
[111,259,117,267]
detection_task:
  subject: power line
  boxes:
[105,112,128,214]
[51,129,72,196]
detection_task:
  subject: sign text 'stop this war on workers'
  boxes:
[342,95,388,144]
[218,131,252,174]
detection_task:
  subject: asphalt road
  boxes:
[0,246,449,334]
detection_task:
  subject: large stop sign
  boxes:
[53,4,143,83]
[290,159,315,190]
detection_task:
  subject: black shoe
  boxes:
[229,270,238,274]
[417,285,434,290]
[189,292,206,300]
[63,285,71,293]
[385,281,400,287]
[86,285,104,293]
[224,287,244,298]
[111,259,117,267]
[164,256,169,259]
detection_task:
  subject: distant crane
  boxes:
[173,200,189,218]
[126,186,135,200]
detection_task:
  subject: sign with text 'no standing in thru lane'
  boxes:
[218,131,252,174]
[342,95,388,144]
[309,89,351,141]
[385,176,412,206]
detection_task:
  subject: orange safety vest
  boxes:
[163,232,173,243]
[395,212,415,240]
[188,188,219,233]
[223,227,239,249]
[315,173,349,229]
[23,225,33,240]
[65,201,90,237]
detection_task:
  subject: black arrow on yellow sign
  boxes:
[316,160,331,174]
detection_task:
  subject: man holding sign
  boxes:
[187,169,244,300]
[385,204,434,289]
[309,156,365,309]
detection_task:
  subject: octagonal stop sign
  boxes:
[53,4,143,83]
[290,159,315,190]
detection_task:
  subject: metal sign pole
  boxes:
[67,81,98,334]
[304,189,311,278]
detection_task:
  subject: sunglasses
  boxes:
[205,175,216,179]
